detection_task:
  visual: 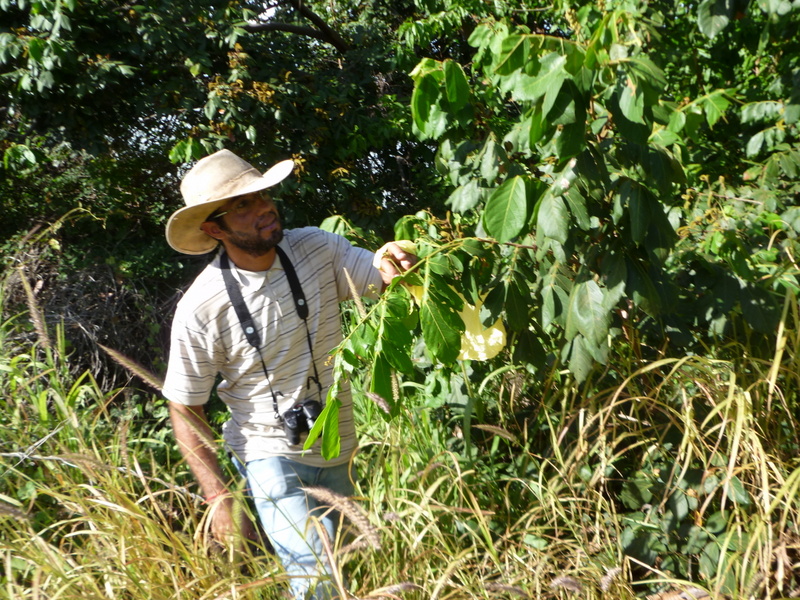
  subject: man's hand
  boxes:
[376,241,418,288]
[207,494,259,548]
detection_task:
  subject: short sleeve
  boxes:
[325,231,384,302]
[162,310,221,406]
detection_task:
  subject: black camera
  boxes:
[281,399,323,445]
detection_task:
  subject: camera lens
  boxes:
[282,404,308,446]
[301,400,323,430]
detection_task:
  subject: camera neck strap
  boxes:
[219,245,324,420]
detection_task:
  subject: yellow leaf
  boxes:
[458,296,506,361]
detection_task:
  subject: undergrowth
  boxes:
[1,268,799,599]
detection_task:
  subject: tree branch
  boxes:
[243,21,335,46]
[245,0,350,54]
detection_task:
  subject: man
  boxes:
[162,149,414,599]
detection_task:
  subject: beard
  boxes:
[223,225,284,257]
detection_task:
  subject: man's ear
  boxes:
[200,221,225,241]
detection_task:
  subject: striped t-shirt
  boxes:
[162,227,383,467]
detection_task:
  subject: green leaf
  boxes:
[537,192,569,244]
[620,476,654,509]
[705,511,728,534]
[619,78,645,124]
[512,328,547,367]
[447,179,484,212]
[757,0,794,16]
[369,355,394,415]
[700,90,731,127]
[305,398,341,459]
[411,73,443,139]
[27,38,45,62]
[479,138,501,184]
[541,266,571,329]
[746,130,765,157]
[738,284,779,333]
[600,249,627,309]
[204,95,218,121]
[563,186,590,230]
[516,53,567,103]
[566,335,593,383]
[624,180,650,245]
[168,138,202,164]
[528,104,547,147]
[740,100,782,124]
[566,279,610,347]
[547,82,580,126]
[668,110,686,133]
[505,278,530,332]
[698,0,733,39]
[375,294,416,373]
[443,59,469,112]
[419,278,464,365]
[320,399,342,459]
[483,176,529,242]
[494,34,529,76]
[554,122,586,160]
[725,475,751,506]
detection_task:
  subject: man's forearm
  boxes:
[169,402,230,499]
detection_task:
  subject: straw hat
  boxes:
[166,149,295,254]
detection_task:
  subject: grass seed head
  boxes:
[303,486,380,550]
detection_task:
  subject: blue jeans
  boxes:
[238,457,354,600]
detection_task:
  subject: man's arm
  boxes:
[169,402,256,543]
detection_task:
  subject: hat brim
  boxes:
[166,159,294,255]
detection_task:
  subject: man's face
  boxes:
[212,191,284,256]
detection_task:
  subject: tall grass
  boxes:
[2,268,798,599]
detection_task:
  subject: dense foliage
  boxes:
[2,0,800,597]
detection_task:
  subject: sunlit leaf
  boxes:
[516,53,567,103]
[538,192,569,244]
[494,34,528,76]
[483,176,529,242]
[566,279,610,347]
[619,78,645,124]
[698,0,733,38]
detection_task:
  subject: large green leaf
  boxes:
[419,278,464,365]
[444,59,470,112]
[483,176,529,242]
[566,279,610,347]
[537,192,569,244]
[411,74,447,140]
[700,89,732,127]
[516,53,567,104]
[563,186,590,230]
[565,335,594,383]
[494,34,529,76]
